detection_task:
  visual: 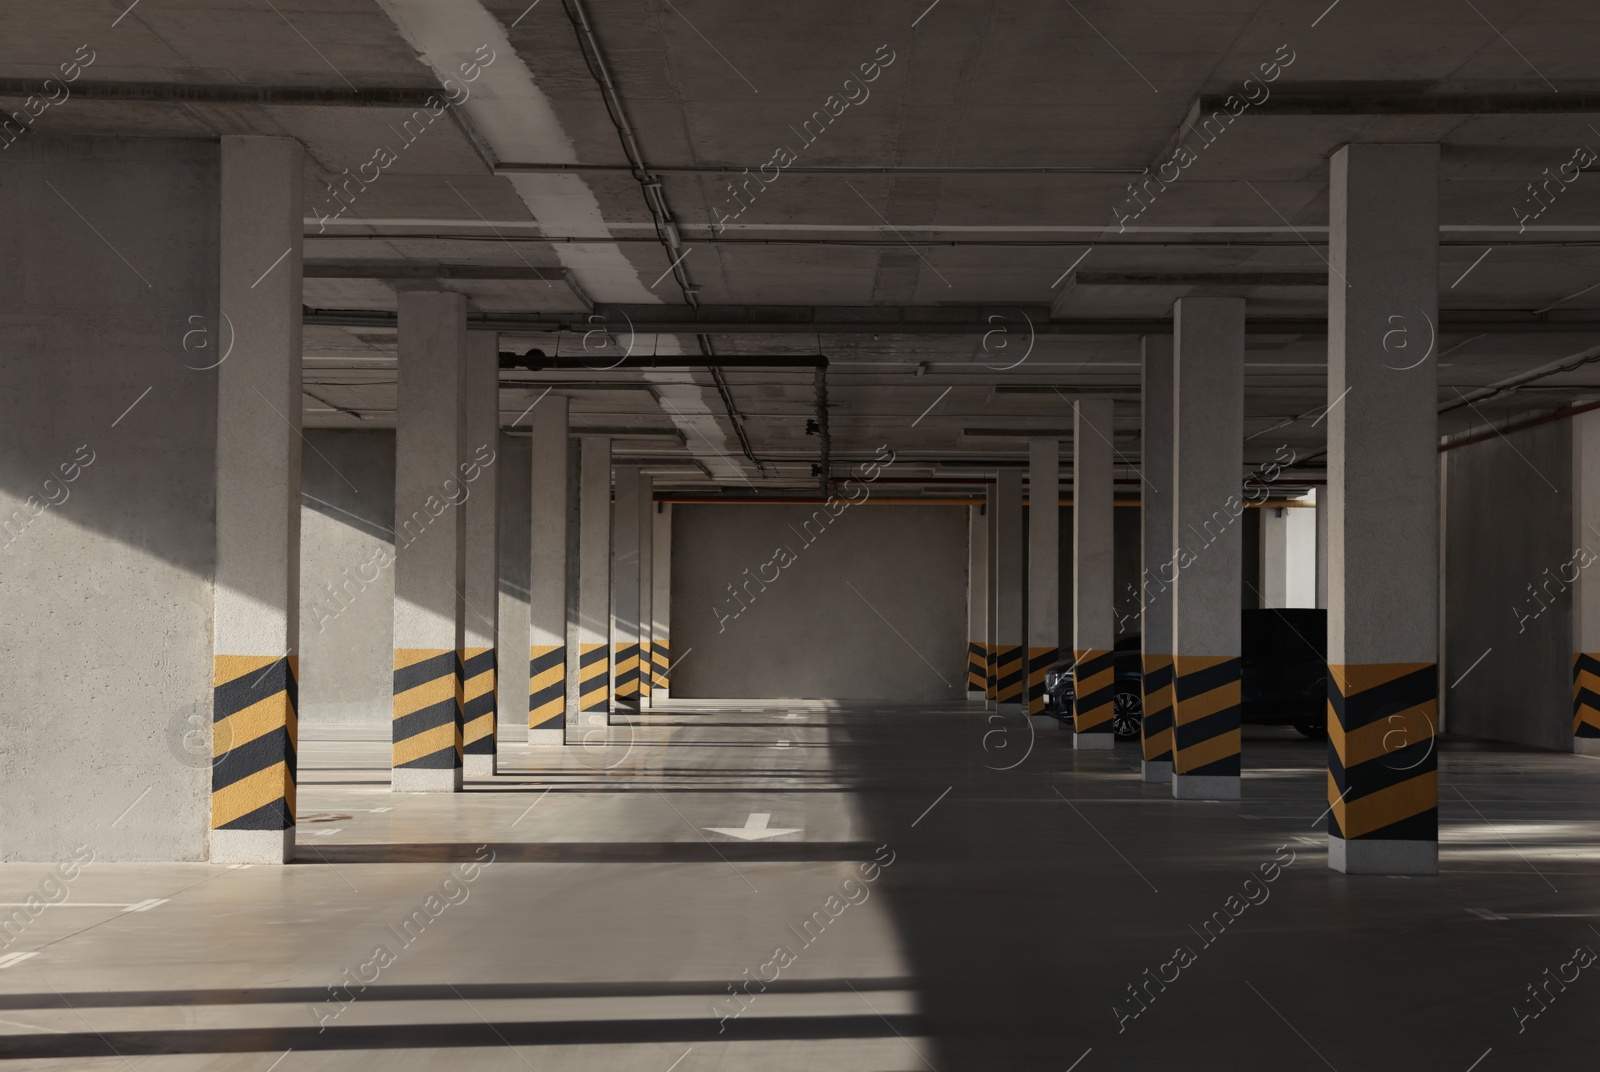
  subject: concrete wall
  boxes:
[0,137,219,860]
[1444,420,1573,750]
[671,504,967,700]
[298,431,396,723]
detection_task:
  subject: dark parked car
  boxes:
[1044,635,1144,740]
[1044,609,1329,741]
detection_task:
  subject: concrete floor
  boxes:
[1,704,1597,1070]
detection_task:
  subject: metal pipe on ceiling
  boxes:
[1437,342,1600,413]
[560,0,763,473]
[309,307,1600,336]
[492,163,1148,175]
[303,233,1600,250]
[497,352,829,369]
[0,79,439,105]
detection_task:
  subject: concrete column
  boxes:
[1326,144,1441,873]
[495,429,531,743]
[461,334,499,777]
[572,437,613,740]
[985,480,1000,702]
[1028,439,1061,721]
[1260,505,1316,608]
[612,466,643,703]
[1574,411,1600,755]
[1314,486,1329,609]
[2,137,219,861]
[651,502,673,699]
[391,290,468,793]
[1140,335,1177,783]
[528,397,569,745]
[966,503,988,698]
[1171,297,1245,801]
[211,136,303,863]
[995,470,1025,712]
[638,473,654,706]
[1071,406,1116,748]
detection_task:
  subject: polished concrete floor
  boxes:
[1,702,1598,1070]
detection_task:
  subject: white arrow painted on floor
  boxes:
[704,813,802,840]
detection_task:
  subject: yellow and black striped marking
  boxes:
[651,640,670,691]
[461,647,496,756]
[1574,653,1600,741]
[1072,648,1114,733]
[529,645,565,731]
[579,643,610,714]
[1172,655,1241,777]
[986,643,997,700]
[1328,662,1437,842]
[1028,647,1058,716]
[613,641,641,700]
[639,640,652,699]
[1140,654,1175,764]
[212,655,297,831]
[994,645,1024,706]
[393,648,462,770]
[967,642,986,691]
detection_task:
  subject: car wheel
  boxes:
[1110,687,1143,741]
[1294,722,1327,740]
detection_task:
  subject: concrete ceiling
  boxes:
[7,0,1600,493]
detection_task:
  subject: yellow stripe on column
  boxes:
[461,647,496,754]
[393,648,461,769]
[211,655,297,832]
[579,643,610,712]
[530,644,565,730]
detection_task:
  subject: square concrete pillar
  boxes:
[995,470,1025,712]
[1140,336,1177,783]
[211,136,303,863]
[1574,411,1600,755]
[1171,297,1245,801]
[461,333,499,778]
[529,397,569,745]
[967,503,989,698]
[986,481,1000,703]
[638,473,654,707]
[1326,143,1441,875]
[650,501,673,699]
[612,465,643,703]
[391,290,469,793]
[1029,439,1061,722]
[496,429,531,745]
[571,437,613,743]
[2,137,220,861]
[1072,406,1116,748]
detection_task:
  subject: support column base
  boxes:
[1141,759,1173,783]
[210,827,293,865]
[966,690,986,703]
[464,754,497,778]
[1328,836,1437,875]
[528,728,564,746]
[1575,736,1600,756]
[1073,732,1115,750]
[1172,774,1240,800]
[392,767,464,793]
